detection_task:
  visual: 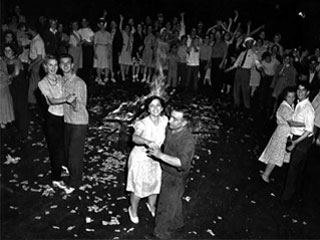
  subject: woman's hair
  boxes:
[43,54,58,73]
[144,95,165,112]
[262,51,271,60]
[3,43,19,57]
[281,86,296,100]
[17,22,27,30]
[44,54,58,64]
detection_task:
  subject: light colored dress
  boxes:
[126,115,168,198]
[312,92,320,128]
[142,34,155,67]
[93,30,111,69]
[259,101,294,167]
[68,31,83,71]
[0,58,15,125]
[119,31,133,65]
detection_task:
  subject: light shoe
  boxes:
[52,180,67,190]
[261,173,270,183]
[64,186,75,194]
[128,206,139,224]
[61,165,69,177]
[110,78,116,83]
[146,202,155,217]
[104,77,109,83]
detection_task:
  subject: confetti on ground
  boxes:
[183,196,191,202]
[206,229,216,236]
[67,226,76,231]
[85,228,95,232]
[4,155,21,164]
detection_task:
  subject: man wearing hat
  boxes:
[225,37,260,110]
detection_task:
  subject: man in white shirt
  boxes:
[282,81,315,203]
[185,28,201,93]
[225,37,260,110]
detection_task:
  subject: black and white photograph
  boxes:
[1,0,320,239]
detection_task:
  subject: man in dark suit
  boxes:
[307,56,320,101]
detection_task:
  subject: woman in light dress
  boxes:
[94,18,111,83]
[118,15,133,81]
[126,96,168,224]
[141,25,156,83]
[259,86,303,182]
[0,51,15,128]
[68,21,83,74]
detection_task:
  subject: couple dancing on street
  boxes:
[126,94,196,239]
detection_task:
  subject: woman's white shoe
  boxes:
[128,206,139,224]
[146,202,155,217]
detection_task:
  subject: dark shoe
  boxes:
[169,226,184,238]
[169,226,184,233]
[144,234,160,240]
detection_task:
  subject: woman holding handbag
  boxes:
[258,86,304,183]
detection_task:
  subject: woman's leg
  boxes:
[262,163,275,182]
[96,68,102,80]
[147,194,157,212]
[104,68,109,81]
[120,64,125,81]
[130,192,141,217]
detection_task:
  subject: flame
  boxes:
[105,39,170,122]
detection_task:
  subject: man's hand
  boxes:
[147,145,162,159]
[286,142,295,152]
[66,93,77,104]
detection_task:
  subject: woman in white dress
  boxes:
[118,15,133,81]
[94,18,111,83]
[126,96,168,224]
[68,21,83,74]
[259,86,304,183]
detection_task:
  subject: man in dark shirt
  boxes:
[146,104,195,239]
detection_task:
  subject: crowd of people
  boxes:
[1,4,320,239]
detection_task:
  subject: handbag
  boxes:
[285,136,293,152]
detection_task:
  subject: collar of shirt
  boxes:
[63,73,76,84]
[32,34,40,41]
[50,28,57,34]
[296,98,309,108]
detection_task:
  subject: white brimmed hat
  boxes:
[243,37,256,47]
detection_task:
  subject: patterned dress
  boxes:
[68,31,83,71]
[142,34,155,68]
[259,101,294,166]
[126,115,168,198]
[93,30,111,69]
[119,31,133,65]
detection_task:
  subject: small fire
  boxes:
[105,41,170,122]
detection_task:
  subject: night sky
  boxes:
[2,0,320,48]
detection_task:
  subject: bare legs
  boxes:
[129,192,157,217]
[120,64,130,81]
[261,163,275,183]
